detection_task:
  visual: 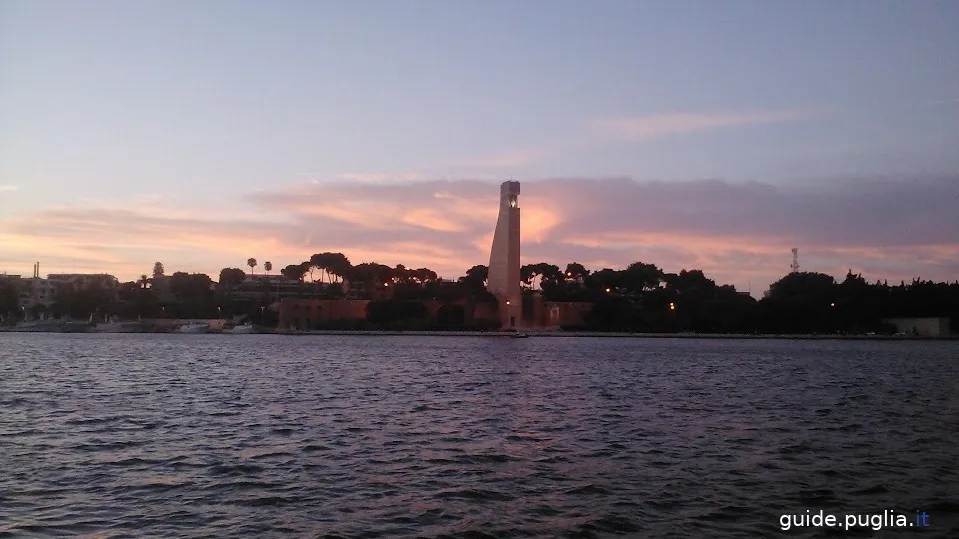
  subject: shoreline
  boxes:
[1,327,955,340]
[269,330,957,340]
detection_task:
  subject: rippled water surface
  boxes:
[1,334,957,538]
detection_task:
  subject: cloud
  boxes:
[337,172,425,183]
[0,174,955,295]
[0,185,20,192]
[457,148,545,168]
[590,110,804,141]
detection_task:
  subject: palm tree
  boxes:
[263,261,274,300]
[247,258,257,278]
[137,274,151,289]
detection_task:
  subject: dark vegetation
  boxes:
[2,251,956,334]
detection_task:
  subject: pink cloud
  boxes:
[0,175,955,296]
[591,110,804,141]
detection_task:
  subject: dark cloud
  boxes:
[527,175,958,248]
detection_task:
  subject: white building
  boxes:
[13,265,120,310]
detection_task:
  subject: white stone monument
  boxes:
[487,181,522,328]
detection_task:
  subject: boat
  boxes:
[510,332,529,339]
[222,322,255,334]
[177,321,210,334]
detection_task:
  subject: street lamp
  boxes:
[669,302,676,311]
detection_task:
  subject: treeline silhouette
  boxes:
[2,251,955,333]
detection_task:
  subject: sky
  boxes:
[1,0,957,295]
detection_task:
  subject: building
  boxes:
[23,278,62,309]
[46,273,119,305]
[487,181,522,328]
[8,264,120,310]
[47,273,119,292]
[221,275,373,302]
[883,317,951,337]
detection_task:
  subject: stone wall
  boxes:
[543,301,593,327]
[278,298,508,329]
[278,299,371,330]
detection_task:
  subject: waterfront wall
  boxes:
[278,297,591,329]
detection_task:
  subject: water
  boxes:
[1,334,957,538]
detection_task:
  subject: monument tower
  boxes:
[487,181,522,328]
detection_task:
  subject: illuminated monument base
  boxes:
[486,181,522,329]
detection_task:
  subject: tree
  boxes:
[761,272,838,334]
[52,283,114,319]
[281,264,306,282]
[536,263,563,291]
[153,262,165,277]
[412,268,437,284]
[169,272,214,301]
[766,272,836,303]
[298,261,312,282]
[587,268,621,294]
[264,261,272,275]
[665,269,715,298]
[218,268,247,287]
[247,258,257,277]
[394,264,411,284]
[521,263,562,291]
[327,253,352,283]
[462,265,488,287]
[0,279,19,319]
[565,262,589,282]
[306,252,352,283]
[621,262,664,294]
[137,274,152,289]
[309,253,327,283]
[345,262,397,297]
[520,264,537,289]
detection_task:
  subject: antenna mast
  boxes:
[790,248,800,273]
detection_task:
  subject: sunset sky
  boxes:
[1,1,957,295]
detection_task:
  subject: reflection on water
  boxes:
[1,334,957,537]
